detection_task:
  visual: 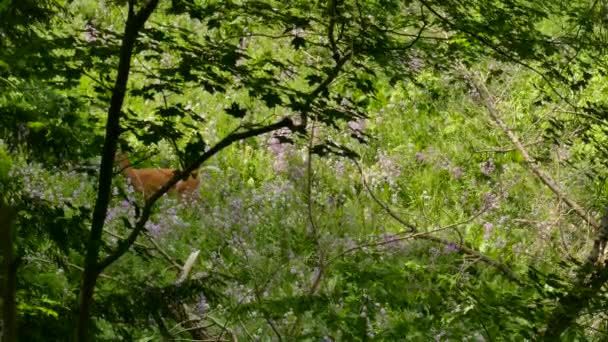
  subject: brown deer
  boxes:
[116,153,200,200]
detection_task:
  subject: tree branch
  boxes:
[459,65,599,231]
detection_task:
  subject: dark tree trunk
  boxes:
[1,201,16,342]
[74,1,160,340]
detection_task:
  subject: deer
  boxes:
[116,153,200,200]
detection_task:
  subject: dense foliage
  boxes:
[3,0,608,340]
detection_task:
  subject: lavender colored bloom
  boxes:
[445,243,459,253]
[105,208,116,223]
[268,136,284,155]
[145,222,163,237]
[273,156,288,173]
[289,164,306,180]
[408,57,424,72]
[494,237,506,249]
[348,119,367,138]
[31,189,43,199]
[480,159,495,176]
[194,294,208,315]
[483,222,494,240]
[378,153,401,179]
[415,151,426,163]
[348,120,365,132]
[230,198,243,211]
[483,192,498,210]
[452,167,463,179]
[334,161,345,176]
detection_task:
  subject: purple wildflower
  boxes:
[415,151,426,163]
[194,294,208,315]
[145,222,163,238]
[348,119,366,132]
[445,243,459,253]
[273,156,288,173]
[230,198,243,211]
[268,137,284,155]
[483,222,493,240]
[483,192,498,210]
[348,119,367,138]
[378,153,401,179]
[452,167,463,179]
[494,237,506,249]
[480,159,495,176]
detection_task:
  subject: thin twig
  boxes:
[474,138,545,154]
[353,160,417,232]
[143,232,182,269]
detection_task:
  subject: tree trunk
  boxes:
[1,201,16,342]
[74,268,100,342]
[73,1,160,340]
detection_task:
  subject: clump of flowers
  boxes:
[483,192,499,210]
[145,221,164,238]
[451,166,463,179]
[480,159,495,176]
[415,151,426,163]
[483,222,494,240]
[445,243,460,253]
[378,152,401,181]
[348,118,367,139]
